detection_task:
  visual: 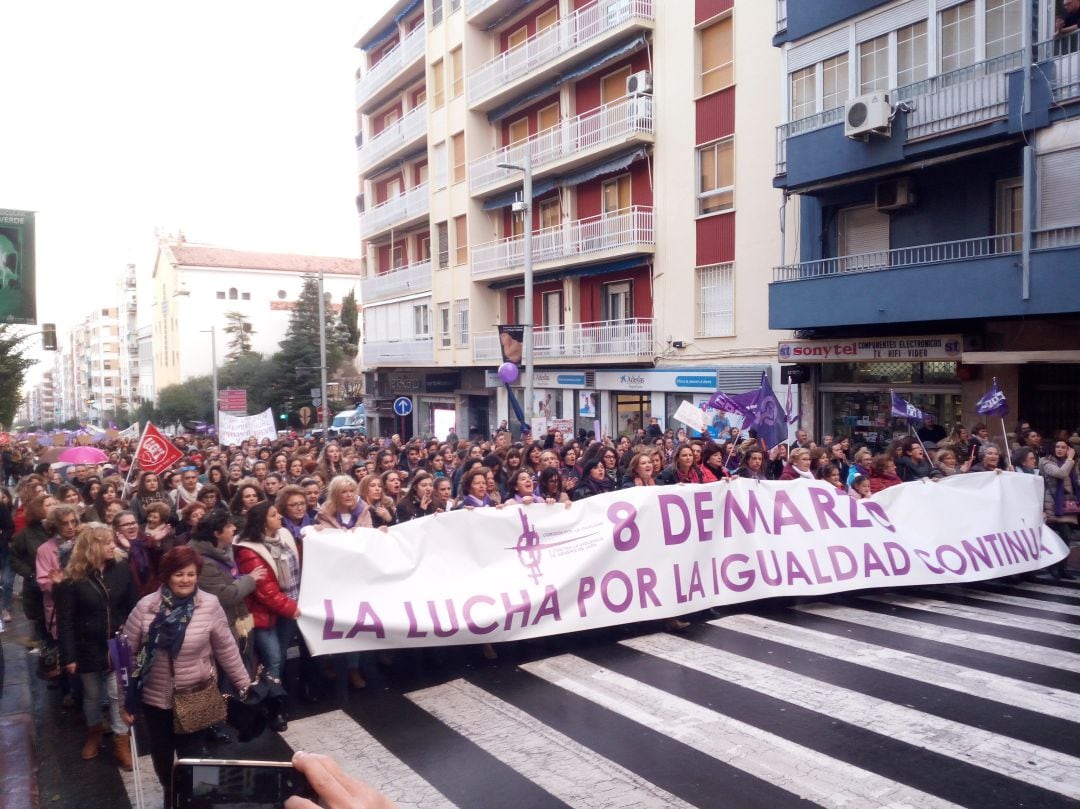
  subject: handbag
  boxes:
[169,657,227,734]
[1064,497,1080,515]
[35,614,61,682]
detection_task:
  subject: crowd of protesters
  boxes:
[0,417,1075,797]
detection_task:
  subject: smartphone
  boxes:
[172,758,317,809]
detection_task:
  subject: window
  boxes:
[241,292,250,300]
[432,59,445,108]
[431,0,444,27]
[939,1,976,73]
[538,103,559,132]
[454,215,468,264]
[392,243,406,269]
[216,291,225,299]
[821,53,849,111]
[507,26,528,50]
[511,295,525,324]
[789,65,816,120]
[228,288,238,300]
[451,47,463,98]
[438,304,451,347]
[700,16,734,94]
[985,0,1022,59]
[508,117,529,145]
[542,290,563,327]
[697,263,735,337]
[838,205,890,270]
[453,298,470,346]
[277,290,287,299]
[413,304,430,337]
[537,7,558,31]
[996,177,1023,251]
[433,141,447,189]
[859,34,890,93]
[698,138,734,215]
[896,21,929,88]
[540,198,560,230]
[437,222,449,269]
[601,67,632,104]
[450,0,461,11]
[602,174,631,214]
[452,132,465,183]
[601,281,632,322]
[419,235,431,262]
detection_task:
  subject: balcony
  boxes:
[358,183,430,239]
[359,260,432,304]
[1036,32,1080,105]
[469,96,654,196]
[468,0,654,112]
[775,50,1022,181]
[472,319,654,364]
[354,23,426,113]
[472,206,654,281]
[357,104,428,174]
[362,338,434,366]
[768,231,1080,329]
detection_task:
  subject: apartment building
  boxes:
[355,0,789,439]
[770,0,1080,441]
[26,370,57,424]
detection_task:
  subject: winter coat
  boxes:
[235,535,300,630]
[1041,456,1078,526]
[315,501,372,531]
[896,456,934,482]
[11,522,48,581]
[123,589,250,711]
[57,561,137,673]
[869,471,902,494]
[657,465,705,486]
[188,539,257,629]
[36,538,64,636]
[396,497,439,522]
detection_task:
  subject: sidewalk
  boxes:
[0,608,39,809]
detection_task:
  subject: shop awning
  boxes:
[481,177,559,210]
[485,255,651,289]
[359,0,421,52]
[480,147,647,209]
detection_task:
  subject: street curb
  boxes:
[0,621,39,809]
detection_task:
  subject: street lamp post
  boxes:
[317,269,329,435]
[497,154,534,431]
[201,326,219,445]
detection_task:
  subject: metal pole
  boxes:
[523,154,534,431]
[317,270,330,434]
[1022,144,1032,301]
[210,326,219,447]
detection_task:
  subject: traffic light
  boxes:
[42,323,57,351]
[279,410,288,422]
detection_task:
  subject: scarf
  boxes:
[1048,457,1080,517]
[581,474,614,497]
[461,494,494,508]
[128,536,153,581]
[675,466,704,484]
[174,485,200,508]
[127,585,196,712]
[283,513,314,544]
[262,530,297,594]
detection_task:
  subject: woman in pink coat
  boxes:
[122,546,251,806]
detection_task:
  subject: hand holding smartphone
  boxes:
[173,758,317,809]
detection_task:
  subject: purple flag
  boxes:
[743,372,788,450]
[706,390,750,416]
[891,391,925,421]
[976,378,1010,417]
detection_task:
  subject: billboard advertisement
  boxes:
[0,210,36,325]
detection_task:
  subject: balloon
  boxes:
[498,362,519,384]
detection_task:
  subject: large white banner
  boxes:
[218,408,277,446]
[297,473,1066,654]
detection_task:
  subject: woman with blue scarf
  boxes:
[121,545,251,807]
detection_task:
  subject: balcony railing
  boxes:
[472,319,654,362]
[776,0,787,32]
[774,106,843,175]
[894,50,1022,140]
[465,0,498,16]
[775,50,1022,175]
[772,234,1019,282]
[360,260,433,304]
[1036,32,1080,103]
[471,206,654,278]
[358,182,430,238]
[363,338,434,365]
[357,104,428,172]
[1034,226,1080,249]
[354,23,426,108]
[469,0,653,105]
[469,96,653,193]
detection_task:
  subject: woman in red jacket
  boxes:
[235,500,300,732]
[869,454,903,494]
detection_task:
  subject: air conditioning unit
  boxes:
[875,177,916,212]
[626,70,653,96]
[844,92,892,139]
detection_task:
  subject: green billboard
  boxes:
[0,209,35,325]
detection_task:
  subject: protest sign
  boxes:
[297,472,1064,654]
[218,408,277,445]
[673,400,707,434]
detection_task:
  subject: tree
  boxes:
[339,288,359,360]
[156,377,213,424]
[0,326,36,428]
[218,353,285,416]
[222,311,255,360]
[275,276,350,404]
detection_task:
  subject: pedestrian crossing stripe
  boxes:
[120,586,1080,809]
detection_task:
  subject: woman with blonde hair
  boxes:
[57,523,137,767]
[316,475,373,531]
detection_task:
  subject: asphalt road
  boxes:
[25,578,1080,809]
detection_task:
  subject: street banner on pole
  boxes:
[135,422,184,475]
[298,472,1064,654]
[0,209,37,325]
[218,407,277,445]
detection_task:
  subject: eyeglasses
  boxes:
[286,500,306,508]
[118,521,138,529]
[59,518,80,527]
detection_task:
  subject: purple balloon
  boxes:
[498,362,519,384]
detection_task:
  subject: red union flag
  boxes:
[136,422,184,474]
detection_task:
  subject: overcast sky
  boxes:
[4,0,393,379]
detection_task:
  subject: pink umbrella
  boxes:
[58,446,109,464]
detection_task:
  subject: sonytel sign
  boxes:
[778,335,963,363]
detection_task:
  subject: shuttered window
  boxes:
[838,205,890,270]
[1039,149,1080,230]
[701,16,734,95]
[697,263,735,337]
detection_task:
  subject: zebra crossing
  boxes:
[121,580,1080,809]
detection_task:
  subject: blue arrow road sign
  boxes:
[393,396,413,417]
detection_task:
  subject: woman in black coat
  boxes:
[57,523,137,768]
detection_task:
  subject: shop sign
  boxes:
[388,373,421,393]
[777,335,962,364]
[425,373,461,393]
[485,370,585,389]
[593,369,718,393]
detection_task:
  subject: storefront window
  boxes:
[616,394,651,437]
[820,361,958,384]
[575,390,598,439]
